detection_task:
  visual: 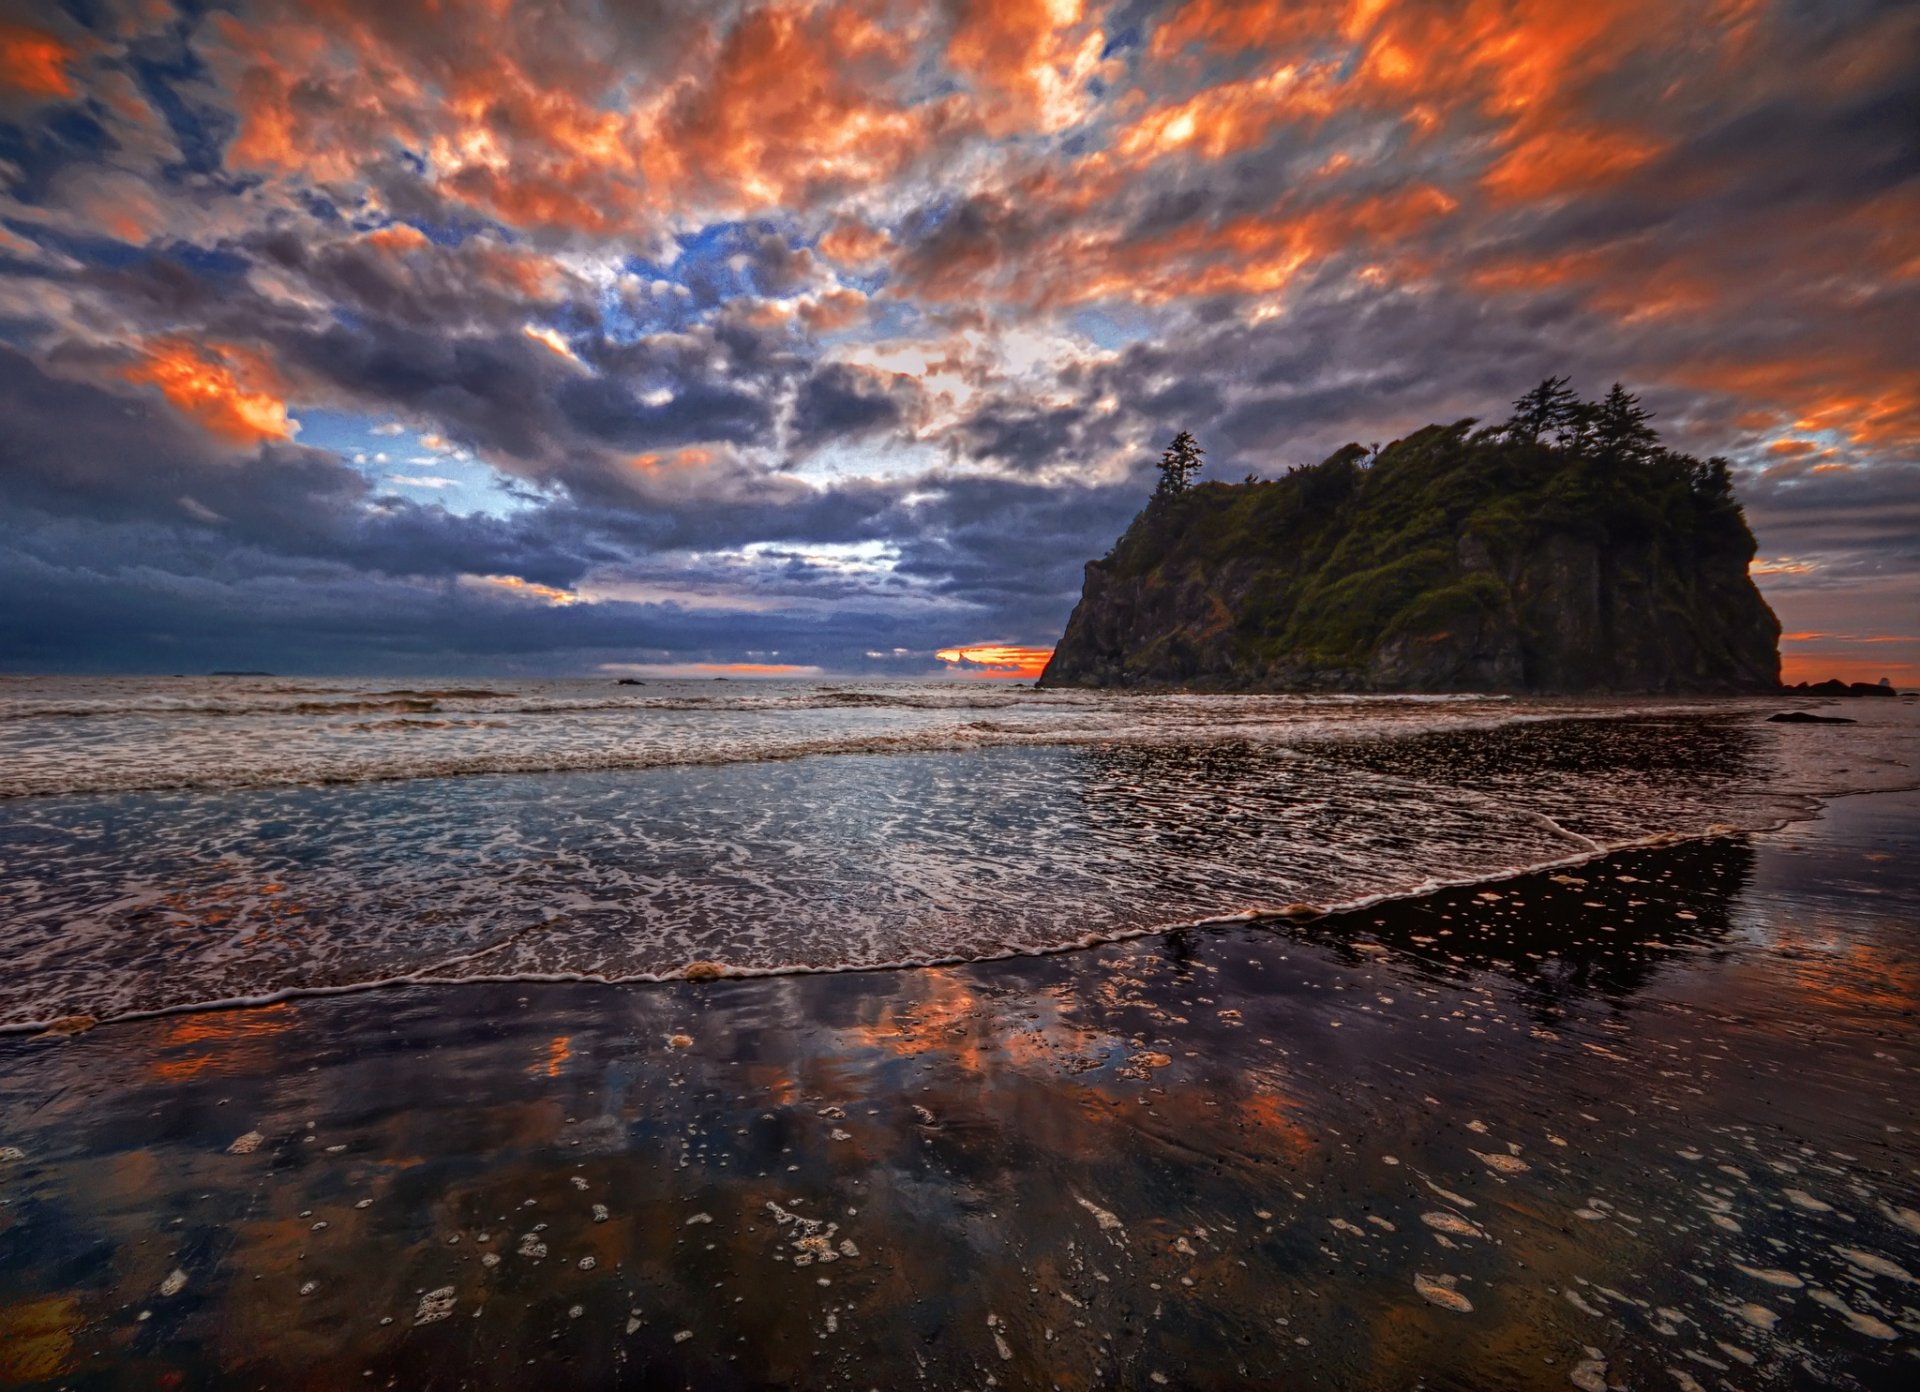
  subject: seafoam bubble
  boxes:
[1569,1355,1608,1391]
[1833,1246,1914,1284]
[1732,1263,1802,1289]
[1879,1202,1920,1236]
[1471,1149,1530,1176]
[1734,1302,1777,1331]
[1783,1188,1833,1213]
[1565,1289,1605,1318]
[1808,1289,1897,1340]
[158,1269,187,1298]
[1414,1273,1473,1313]
[1421,1211,1482,1240]
[415,1287,456,1325]
[226,1132,263,1155]
[1075,1195,1125,1237]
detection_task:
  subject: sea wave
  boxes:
[0,700,1738,799]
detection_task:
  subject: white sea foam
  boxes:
[0,677,1913,1031]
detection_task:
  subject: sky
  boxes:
[0,0,1913,683]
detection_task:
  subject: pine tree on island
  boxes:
[1155,431,1206,499]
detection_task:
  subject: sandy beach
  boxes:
[3,786,1914,1390]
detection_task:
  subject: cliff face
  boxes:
[1039,425,1780,694]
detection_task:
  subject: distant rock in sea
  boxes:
[1783,679,1898,698]
[1041,386,1781,695]
[1768,711,1856,724]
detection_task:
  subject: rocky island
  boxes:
[1040,381,1782,693]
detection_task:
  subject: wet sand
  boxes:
[2,791,1916,1390]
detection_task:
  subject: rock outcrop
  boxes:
[1040,422,1781,694]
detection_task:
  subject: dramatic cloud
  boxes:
[0,0,1913,678]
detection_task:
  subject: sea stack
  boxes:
[1041,403,1781,694]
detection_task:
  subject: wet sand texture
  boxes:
[1,790,1916,1389]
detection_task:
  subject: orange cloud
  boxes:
[120,339,294,446]
[1111,63,1333,164]
[936,644,1053,678]
[1679,355,1920,453]
[945,0,1108,134]
[362,223,429,254]
[1480,124,1664,202]
[472,574,583,606]
[628,447,714,475]
[817,218,893,266]
[0,24,77,99]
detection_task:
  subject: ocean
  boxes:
[3,675,1914,1032]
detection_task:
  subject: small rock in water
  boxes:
[1413,1273,1474,1313]
[414,1287,456,1325]
[667,1034,694,1050]
[226,1132,264,1155]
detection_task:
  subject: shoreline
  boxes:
[3,788,1915,1388]
[9,773,1903,1041]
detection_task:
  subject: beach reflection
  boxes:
[0,805,1916,1390]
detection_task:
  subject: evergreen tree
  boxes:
[1155,431,1205,498]
[1593,383,1658,462]
[1505,376,1578,444]
[1689,455,1737,509]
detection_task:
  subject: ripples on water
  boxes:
[0,676,1913,1029]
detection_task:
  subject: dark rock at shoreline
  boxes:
[1768,711,1856,724]
[1041,420,1779,694]
[1784,678,1897,698]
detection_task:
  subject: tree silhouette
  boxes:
[1506,376,1578,444]
[1155,431,1205,498]
[1593,383,1658,463]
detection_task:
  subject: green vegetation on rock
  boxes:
[1039,383,1781,693]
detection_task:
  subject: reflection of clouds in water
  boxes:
[0,795,1913,1388]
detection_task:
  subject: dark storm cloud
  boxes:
[790,362,922,447]
[1,0,1914,674]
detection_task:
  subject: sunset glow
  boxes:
[0,0,1911,680]
[936,645,1055,679]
